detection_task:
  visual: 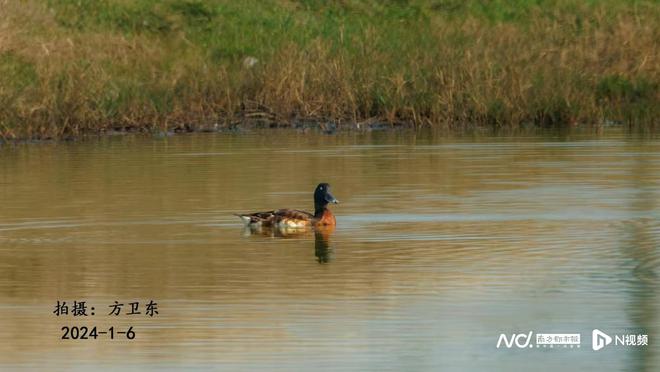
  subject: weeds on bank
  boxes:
[0,0,657,139]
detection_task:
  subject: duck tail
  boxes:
[233,211,276,226]
[233,213,254,225]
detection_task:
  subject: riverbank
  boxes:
[0,0,657,140]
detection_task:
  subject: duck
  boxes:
[235,183,339,228]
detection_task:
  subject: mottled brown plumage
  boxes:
[236,183,339,228]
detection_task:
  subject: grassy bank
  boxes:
[0,0,657,139]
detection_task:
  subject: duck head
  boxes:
[314,183,338,211]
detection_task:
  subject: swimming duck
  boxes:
[236,183,339,228]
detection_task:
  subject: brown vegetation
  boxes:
[0,0,657,139]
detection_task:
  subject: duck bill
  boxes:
[325,192,339,204]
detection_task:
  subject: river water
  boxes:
[0,129,658,371]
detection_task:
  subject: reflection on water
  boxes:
[314,229,335,264]
[242,225,336,264]
[0,129,659,371]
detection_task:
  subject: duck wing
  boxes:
[234,211,277,226]
[235,209,314,227]
[272,209,314,226]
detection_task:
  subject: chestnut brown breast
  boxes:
[315,209,336,226]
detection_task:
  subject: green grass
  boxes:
[0,0,658,139]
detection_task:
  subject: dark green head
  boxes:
[314,183,338,210]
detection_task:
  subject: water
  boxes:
[0,129,659,371]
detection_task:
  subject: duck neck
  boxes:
[314,203,327,218]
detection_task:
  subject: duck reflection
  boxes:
[314,226,335,263]
[241,225,336,264]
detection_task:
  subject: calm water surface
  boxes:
[0,129,659,371]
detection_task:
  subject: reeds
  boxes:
[0,0,657,139]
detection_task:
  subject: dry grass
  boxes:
[0,0,657,139]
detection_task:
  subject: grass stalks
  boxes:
[0,0,657,139]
